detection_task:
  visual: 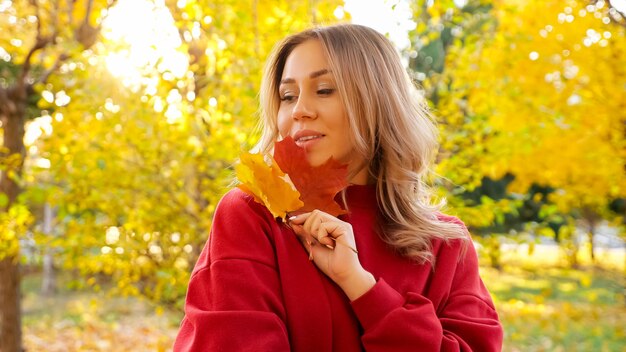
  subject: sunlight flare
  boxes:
[101,0,187,88]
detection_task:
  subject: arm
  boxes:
[351,240,502,352]
[290,211,501,351]
[173,190,290,352]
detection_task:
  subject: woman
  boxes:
[174,24,502,351]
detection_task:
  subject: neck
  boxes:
[348,164,371,185]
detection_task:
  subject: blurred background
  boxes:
[0,0,624,351]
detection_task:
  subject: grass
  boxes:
[21,273,181,351]
[477,243,625,352]
[20,244,625,351]
[483,266,625,351]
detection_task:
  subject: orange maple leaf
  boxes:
[274,136,348,216]
[235,152,304,219]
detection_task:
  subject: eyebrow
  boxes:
[279,69,331,84]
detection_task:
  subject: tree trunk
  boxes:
[587,230,595,263]
[485,235,502,270]
[561,224,579,269]
[582,208,598,264]
[0,1,106,348]
[0,257,22,352]
[41,203,57,295]
[0,86,27,352]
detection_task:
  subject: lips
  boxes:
[297,135,323,142]
[293,129,325,144]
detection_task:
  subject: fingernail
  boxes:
[288,215,297,221]
[325,244,334,250]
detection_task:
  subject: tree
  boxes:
[405,0,519,232]
[0,0,118,349]
[28,0,344,308]
[4,0,346,347]
[421,0,625,263]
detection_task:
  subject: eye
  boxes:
[280,94,296,102]
[317,88,334,96]
[279,89,297,102]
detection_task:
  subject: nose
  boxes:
[291,95,317,120]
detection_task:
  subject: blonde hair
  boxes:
[256,24,468,263]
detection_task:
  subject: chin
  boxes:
[306,157,324,167]
[305,153,329,167]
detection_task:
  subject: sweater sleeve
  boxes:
[351,234,502,351]
[173,190,290,352]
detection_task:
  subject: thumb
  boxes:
[290,223,306,237]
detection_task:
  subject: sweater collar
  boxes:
[342,184,377,209]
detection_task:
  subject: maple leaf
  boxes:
[274,136,348,216]
[236,152,304,219]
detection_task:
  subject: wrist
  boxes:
[339,269,376,301]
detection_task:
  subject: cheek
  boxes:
[276,110,291,138]
[335,116,356,159]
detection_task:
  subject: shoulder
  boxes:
[432,213,473,260]
[436,213,467,229]
[197,188,282,270]
[215,188,274,221]
[217,187,259,210]
[211,188,281,246]
[433,213,471,245]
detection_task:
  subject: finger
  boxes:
[288,212,311,225]
[290,223,306,237]
[303,212,326,243]
[292,224,316,248]
[295,234,314,261]
[319,221,350,241]
[293,210,350,247]
[316,223,336,247]
[319,222,359,253]
[302,214,322,238]
[319,221,345,238]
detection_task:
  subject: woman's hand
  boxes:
[288,210,376,301]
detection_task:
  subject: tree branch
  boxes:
[51,0,60,35]
[19,1,51,89]
[590,0,626,28]
[67,0,74,27]
[35,53,70,86]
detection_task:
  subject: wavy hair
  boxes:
[256,24,468,263]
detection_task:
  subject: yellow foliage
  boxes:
[0,204,33,259]
[10,0,343,304]
[437,0,626,216]
[236,152,303,220]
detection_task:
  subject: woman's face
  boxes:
[277,39,366,183]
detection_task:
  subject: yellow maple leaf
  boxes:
[235,152,304,219]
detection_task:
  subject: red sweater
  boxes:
[174,185,502,351]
